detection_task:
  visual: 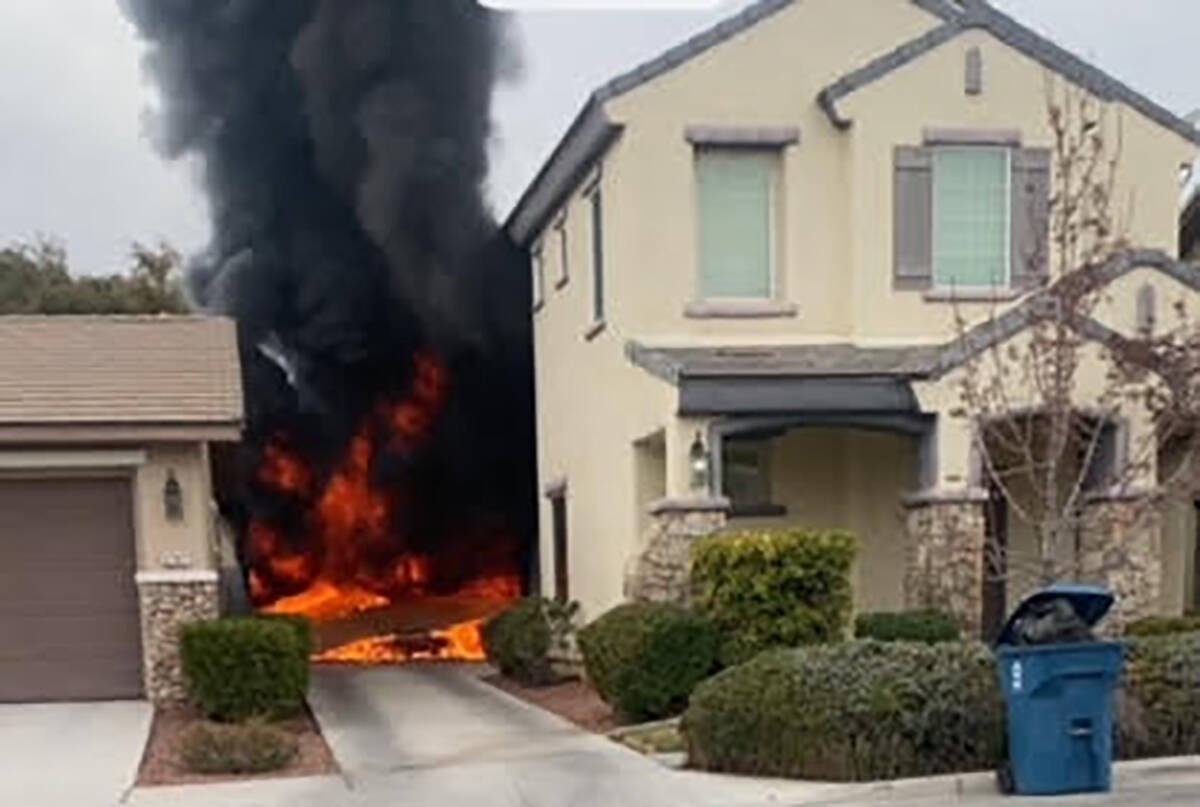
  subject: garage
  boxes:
[0,477,143,701]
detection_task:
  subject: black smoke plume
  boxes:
[120,0,535,595]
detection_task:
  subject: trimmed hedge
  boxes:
[577,602,718,721]
[1119,633,1200,759]
[482,598,554,685]
[1125,616,1200,638]
[684,633,1200,780]
[682,641,1006,780]
[855,610,962,644]
[180,618,309,722]
[692,529,857,666]
[257,613,315,657]
[179,721,298,774]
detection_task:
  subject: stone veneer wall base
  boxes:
[904,492,988,637]
[625,498,729,606]
[137,571,220,703]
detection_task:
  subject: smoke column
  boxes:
[121,0,535,590]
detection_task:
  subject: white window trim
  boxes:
[931,145,1012,292]
[692,147,784,307]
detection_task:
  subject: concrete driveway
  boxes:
[0,701,152,807]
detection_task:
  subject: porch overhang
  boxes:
[679,375,919,416]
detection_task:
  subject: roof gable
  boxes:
[507,0,1200,245]
[821,0,1200,145]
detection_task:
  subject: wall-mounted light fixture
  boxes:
[689,431,710,493]
[164,470,184,522]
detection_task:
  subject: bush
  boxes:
[1125,616,1200,638]
[692,529,857,666]
[855,610,962,643]
[180,618,309,722]
[577,602,718,721]
[179,721,298,775]
[682,641,1005,781]
[257,613,315,657]
[1119,633,1200,759]
[482,598,554,684]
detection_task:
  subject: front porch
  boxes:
[628,410,1169,640]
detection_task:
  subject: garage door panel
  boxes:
[0,658,145,702]
[0,570,138,605]
[0,478,143,701]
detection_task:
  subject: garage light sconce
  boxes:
[164,471,184,522]
[689,431,711,493]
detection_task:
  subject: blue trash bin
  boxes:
[995,584,1124,796]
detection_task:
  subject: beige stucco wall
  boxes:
[526,0,1198,621]
[729,428,916,614]
[134,442,217,573]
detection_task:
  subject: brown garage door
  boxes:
[0,478,142,701]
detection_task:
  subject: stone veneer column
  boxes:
[903,489,988,637]
[625,498,730,606]
[1080,489,1162,629]
[136,570,220,703]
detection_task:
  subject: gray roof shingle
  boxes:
[0,316,244,425]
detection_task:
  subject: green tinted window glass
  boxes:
[933,148,1010,289]
[698,150,776,299]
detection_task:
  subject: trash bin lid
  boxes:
[995,584,1115,647]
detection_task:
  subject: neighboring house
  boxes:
[506,0,1200,634]
[0,316,242,703]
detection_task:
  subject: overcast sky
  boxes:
[0,0,1197,275]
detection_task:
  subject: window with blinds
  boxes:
[932,147,1011,289]
[697,148,778,299]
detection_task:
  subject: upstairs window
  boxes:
[894,139,1049,293]
[589,186,605,324]
[555,216,569,288]
[532,246,545,311]
[932,147,1011,289]
[697,148,778,300]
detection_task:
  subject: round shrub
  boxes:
[481,598,553,685]
[692,529,857,666]
[179,721,298,775]
[855,610,962,643]
[1119,633,1200,759]
[257,613,315,656]
[180,618,309,722]
[577,602,718,721]
[1125,616,1200,638]
[682,641,1005,781]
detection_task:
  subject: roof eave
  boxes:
[505,99,623,245]
[820,1,1200,147]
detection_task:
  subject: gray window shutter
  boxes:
[1011,148,1051,289]
[894,146,934,290]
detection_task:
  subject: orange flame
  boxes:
[313,618,489,665]
[248,352,521,664]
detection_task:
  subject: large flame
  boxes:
[249,352,520,663]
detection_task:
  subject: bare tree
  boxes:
[951,83,1200,608]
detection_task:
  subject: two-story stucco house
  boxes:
[505,0,1200,636]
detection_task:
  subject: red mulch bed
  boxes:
[136,705,339,787]
[483,674,623,733]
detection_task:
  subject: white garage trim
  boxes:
[0,449,148,470]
